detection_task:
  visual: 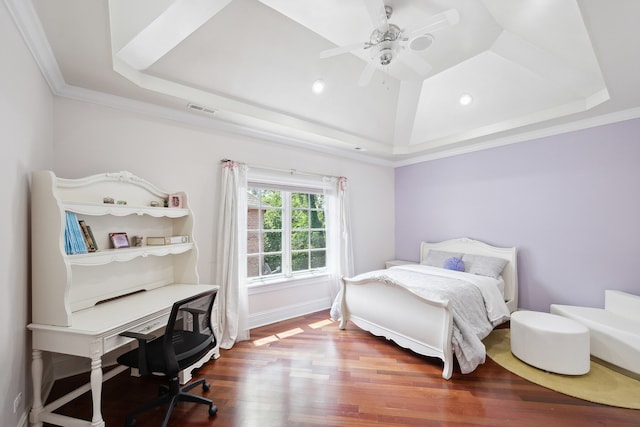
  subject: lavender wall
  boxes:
[395,118,640,312]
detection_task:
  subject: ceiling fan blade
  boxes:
[405,9,460,39]
[319,41,369,59]
[357,61,377,87]
[398,51,432,76]
[363,0,389,31]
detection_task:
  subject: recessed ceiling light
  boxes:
[459,93,473,106]
[312,79,325,94]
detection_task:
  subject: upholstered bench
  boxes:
[510,310,590,375]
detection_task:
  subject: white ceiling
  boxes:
[12,0,640,164]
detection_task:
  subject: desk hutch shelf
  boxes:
[31,170,200,327]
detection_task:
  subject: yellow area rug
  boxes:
[483,329,640,409]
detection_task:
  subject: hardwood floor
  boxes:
[45,310,637,426]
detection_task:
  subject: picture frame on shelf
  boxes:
[168,193,183,208]
[109,232,130,249]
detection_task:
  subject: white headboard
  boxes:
[420,237,518,312]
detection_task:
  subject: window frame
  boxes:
[246,183,328,285]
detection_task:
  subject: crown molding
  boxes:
[5,0,65,93]
[57,83,395,167]
[393,106,640,167]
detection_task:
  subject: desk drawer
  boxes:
[103,313,170,354]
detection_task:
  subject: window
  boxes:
[247,186,327,281]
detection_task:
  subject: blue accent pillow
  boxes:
[443,257,465,272]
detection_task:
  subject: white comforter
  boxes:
[332,264,510,374]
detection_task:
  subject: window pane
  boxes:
[263,254,282,275]
[291,209,308,228]
[292,252,309,271]
[292,231,309,250]
[247,255,260,278]
[292,193,308,208]
[259,189,282,207]
[263,209,282,230]
[310,194,324,209]
[310,250,326,269]
[310,210,325,228]
[310,231,325,249]
[247,231,260,254]
[247,208,261,229]
[263,231,282,252]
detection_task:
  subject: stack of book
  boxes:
[64,212,98,254]
[79,220,98,252]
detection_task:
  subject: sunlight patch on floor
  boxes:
[309,318,334,329]
[277,327,304,339]
[252,318,335,346]
[253,335,279,346]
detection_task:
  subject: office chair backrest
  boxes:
[163,289,217,375]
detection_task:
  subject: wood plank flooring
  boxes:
[45,310,638,426]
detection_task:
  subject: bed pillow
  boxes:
[461,254,508,279]
[443,257,465,272]
[422,250,463,267]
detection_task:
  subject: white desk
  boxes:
[28,283,218,427]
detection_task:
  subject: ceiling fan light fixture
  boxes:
[379,49,393,66]
[370,23,402,45]
[374,40,398,66]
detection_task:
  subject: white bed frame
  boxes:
[338,237,518,379]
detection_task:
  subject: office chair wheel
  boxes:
[209,404,218,417]
[203,381,211,392]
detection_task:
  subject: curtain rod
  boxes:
[220,158,343,180]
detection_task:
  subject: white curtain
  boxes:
[215,160,250,348]
[325,176,354,319]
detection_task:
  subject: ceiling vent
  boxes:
[187,103,216,115]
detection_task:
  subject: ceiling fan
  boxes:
[319,1,459,86]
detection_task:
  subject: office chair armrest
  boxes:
[119,330,158,376]
[179,307,206,317]
[179,307,208,333]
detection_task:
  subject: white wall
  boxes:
[52,97,395,326]
[1,2,54,425]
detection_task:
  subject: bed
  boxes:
[331,237,517,379]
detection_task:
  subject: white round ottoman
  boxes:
[510,311,590,375]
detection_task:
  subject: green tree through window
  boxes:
[247,187,326,280]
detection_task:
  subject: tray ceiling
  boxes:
[17,0,640,163]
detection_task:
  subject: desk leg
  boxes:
[30,349,44,427]
[90,356,104,427]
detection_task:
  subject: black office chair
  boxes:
[117,289,218,427]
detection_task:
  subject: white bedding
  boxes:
[332,264,510,374]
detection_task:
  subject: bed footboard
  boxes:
[340,276,455,379]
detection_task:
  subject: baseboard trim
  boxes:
[249,298,330,329]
